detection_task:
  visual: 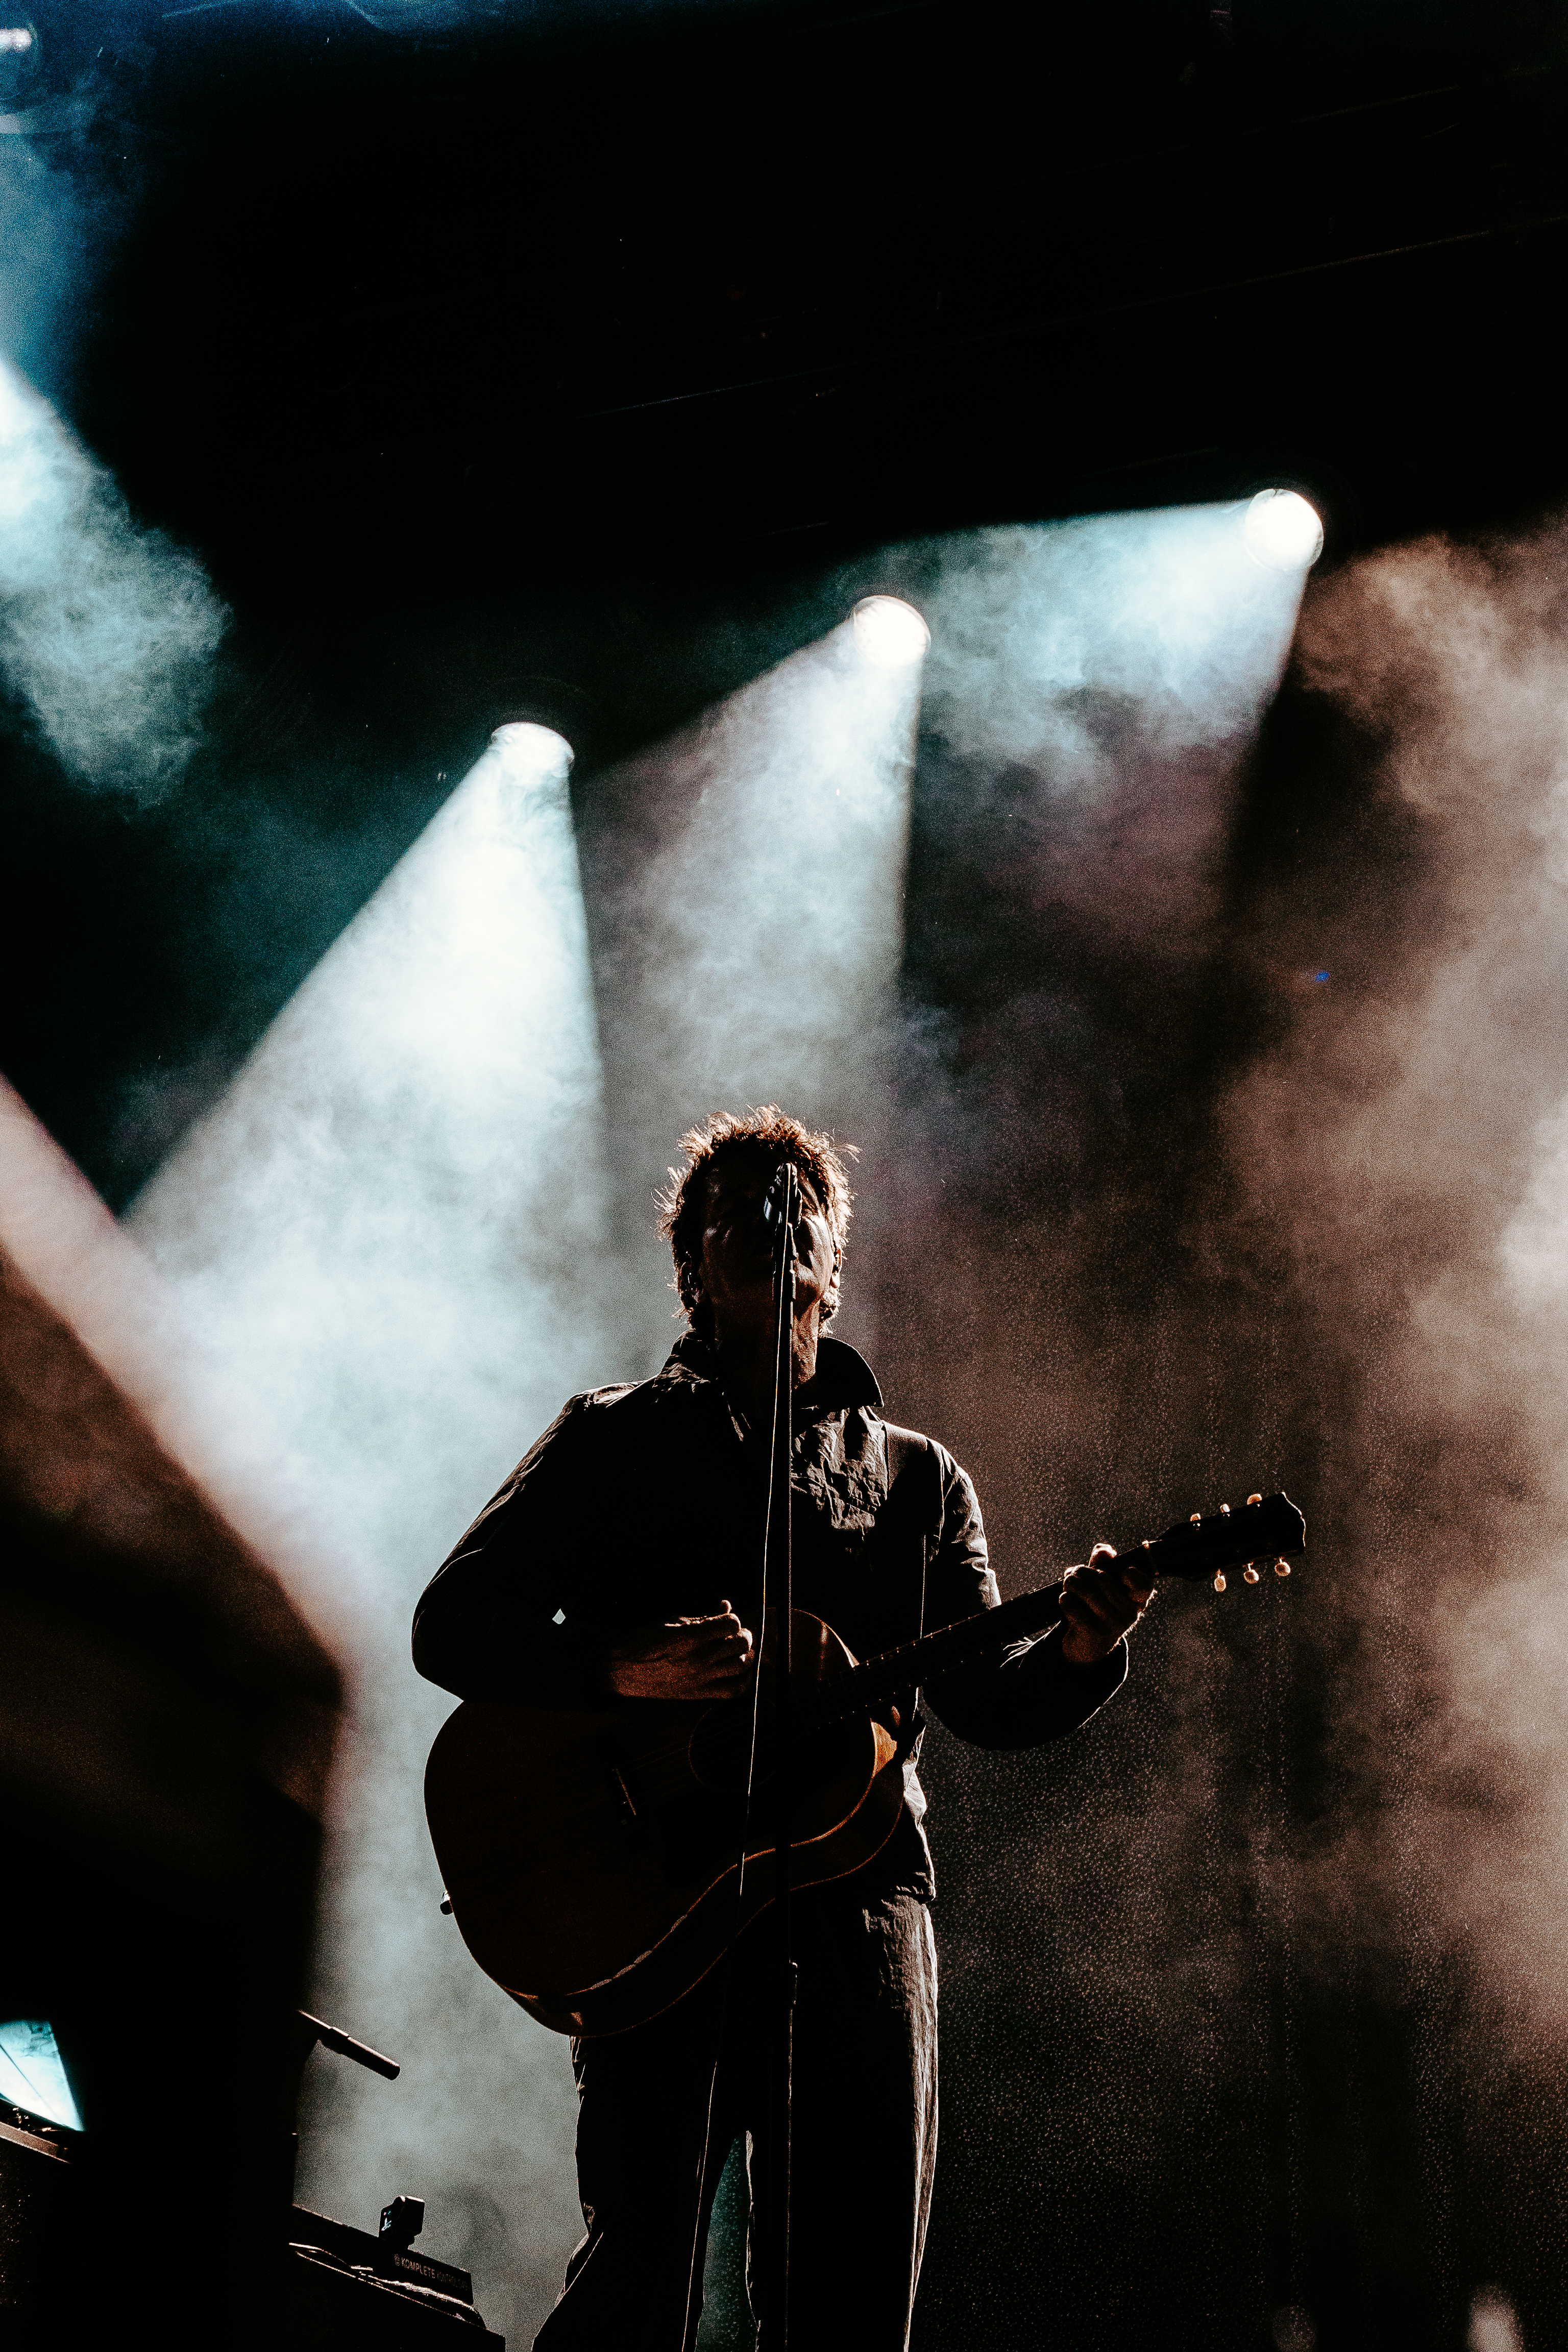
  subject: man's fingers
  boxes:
[608,1602,760,1700]
[681,1620,756,1676]
[1084,1540,1156,1609]
[1061,1563,1145,1635]
[1061,1587,1129,1634]
[701,1625,755,1659]
[671,1611,753,1651]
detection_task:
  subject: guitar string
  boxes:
[610,1514,1281,1784]
[607,1595,1070,1780]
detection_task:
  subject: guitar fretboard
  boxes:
[807,1580,1071,1731]
[802,1490,1305,1730]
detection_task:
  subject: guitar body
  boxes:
[424,1609,902,2037]
[425,1492,1307,2037]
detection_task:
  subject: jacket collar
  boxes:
[666,1328,884,1411]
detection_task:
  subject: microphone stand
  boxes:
[688,1166,798,2352]
[763,1162,799,2349]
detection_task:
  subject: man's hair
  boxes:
[656,1106,856,1335]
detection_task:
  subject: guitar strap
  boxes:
[881,1423,937,1637]
[880,1422,943,1749]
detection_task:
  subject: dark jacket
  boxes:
[412,1331,1126,1896]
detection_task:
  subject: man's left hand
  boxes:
[1058,1542,1154,1667]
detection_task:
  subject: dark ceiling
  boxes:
[28,0,1568,588]
[5,0,1568,1205]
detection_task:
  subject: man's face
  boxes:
[695,1156,837,1335]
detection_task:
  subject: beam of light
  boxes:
[920,504,1312,780]
[0,356,226,798]
[1244,487,1326,573]
[904,503,1312,1016]
[127,722,613,2332]
[583,619,927,1368]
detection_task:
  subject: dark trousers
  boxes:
[532,1882,938,2352]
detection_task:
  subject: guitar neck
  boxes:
[807,1489,1306,1730]
[812,1581,1068,1730]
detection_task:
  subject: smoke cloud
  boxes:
[873,511,1568,2345]
[1228,518,1568,2036]
[0,354,226,799]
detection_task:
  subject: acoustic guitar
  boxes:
[424,1490,1305,2037]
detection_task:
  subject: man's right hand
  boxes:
[606,1604,755,1701]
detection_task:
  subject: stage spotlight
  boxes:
[489,718,573,805]
[1244,488,1325,573]
[0,18,38,105]
[853,595,931,667]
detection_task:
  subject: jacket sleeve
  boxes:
[918,1446,1128,1749]
[411,1392,621,1707]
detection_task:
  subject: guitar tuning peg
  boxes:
[1213,1571,1227,1592]
[1219,1502,1231,1515]
[1246,1492,1262,1506]
[1273,1557,1291,1578]
[1190,1512,1203,1526]
[1243,1564,1261,1584]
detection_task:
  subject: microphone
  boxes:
[762,1162,799,1248]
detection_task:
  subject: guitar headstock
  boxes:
[1139,1491,1305,1591]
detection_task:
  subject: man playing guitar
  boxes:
[413,1106,1152,2349]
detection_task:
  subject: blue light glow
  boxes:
[0,2020,82,2131]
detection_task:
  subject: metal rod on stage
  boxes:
[296,2010,401,2081]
